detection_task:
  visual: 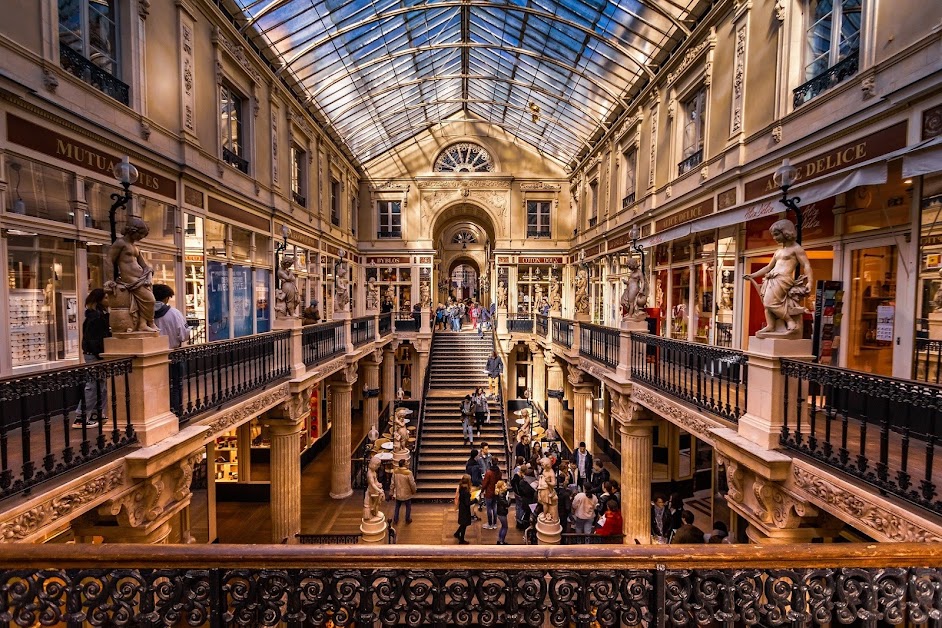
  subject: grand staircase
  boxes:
[414,330,508,501]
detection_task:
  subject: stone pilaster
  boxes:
[101,332,177,447]
[615,393,653,544]
[416,349,429,398]
[268,409,303,544]
[382,342,398,410]
[363,351,381,434]
[546,352,564,435]
[330,365,357,499]
[569,370,594,452]
[530,342,545,410]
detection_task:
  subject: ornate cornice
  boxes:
[369,181,410,192]
[791,464,942,543]
[630,385,719,445]
[416,179,509,189]
[202,383,290,437]
[0,466,125,542]
[666,29,717,86]
[212,26,262,84]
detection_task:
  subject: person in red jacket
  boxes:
[481,461,502,529]
[595,499,623,537]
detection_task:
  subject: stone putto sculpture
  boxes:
[107,216,158,333]
[497,281,507,310]
[548,274,561,311]
[363,454,384,522]
[420,281,431,308]
[744,219,813,339]
[536,457,559,524]
[366,277,379,311]
[574,269,589,314]
[620,257,647,322]
[334,250,350,312]
[392,407,410,455]
[274,256,299,319]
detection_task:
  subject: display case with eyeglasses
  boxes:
[10,290,49,367]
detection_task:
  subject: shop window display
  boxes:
[516,265,553,315]
[84,179,124,231]
[368,266,412,313]
[846,245,897,376]
[138,197,177,247]
[6,157,73,224]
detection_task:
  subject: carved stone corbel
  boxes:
[107,451,202,529]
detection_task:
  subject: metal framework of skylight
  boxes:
[233,0,701,163]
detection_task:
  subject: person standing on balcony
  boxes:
[302,300,320,325]
[153,284,190,413]
[75,288,111,428]
[391,459,416,525]
[485,351,503,398]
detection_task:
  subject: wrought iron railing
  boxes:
[351,315,375,348]
[394,312,419,332]
[560,533,625,545]
[59,45,130,105]
[536,314,549,336]
[589,216,598,228]
[780,359,942,515]
[507,314,534,333]
[302,320,346,367]
[622,192,636,209]
[913,338,942,383]
[630,333,747,423]
[715,321,733,348]
[552,318,574,349]
[526,228,551,238]
[793,49,859,107]
[377,230,401,238]
[579,322,620,369]
[0,544,939,626]
[0,358,134,500]
[169,330,290,422]
[222,146,249,174]
[378,311,393,337]
[677,148,703,175]
[291,190,306,207]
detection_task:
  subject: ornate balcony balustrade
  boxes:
[222,147,249,174]
[630,333,747,422]
[379,311,393,337]
[351,315,376,348]
[0,544,938,627]
[677,148,703,175]
[793,49,859,108]
[507,314,534,333]
[170,331,291,422]
[0,358,134,500]
[301,320,346,367]
[914,338,942,383]
[552,318,574,349]
[536,313,549,336]
[59,45,130,105]
[579,322,620,369]
[780,359,942,515]
[622,192,636,209]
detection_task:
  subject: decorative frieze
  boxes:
[179,16,196,134]
[667,31,716,86]
[519,182,562,191]
[416,179,509,189]
[731,23,747,135]
[109,451,202,529]
[648,98,659,190]
[203,383,290,437]
[630,385,719,445]
[212,26,262,85]
[578,358,611,381]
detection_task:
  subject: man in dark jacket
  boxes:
[75,288,111,427]
[588,460,610,496]
[573,442,593,486]
[670,510,706,544]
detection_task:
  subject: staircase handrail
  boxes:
[412,324,437,475]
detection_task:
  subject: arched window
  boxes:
[433,143,494,173]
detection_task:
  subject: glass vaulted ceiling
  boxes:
[234,0,701,164]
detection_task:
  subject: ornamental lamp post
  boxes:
[275,224,290,288]
[109,156,139,279]
[628,223,646,274]
[773,158,803,243]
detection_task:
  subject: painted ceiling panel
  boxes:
[235,0,702,163]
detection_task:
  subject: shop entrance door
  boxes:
[843,241,902,377]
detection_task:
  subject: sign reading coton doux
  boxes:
[6,113,176,200]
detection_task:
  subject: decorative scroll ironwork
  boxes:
[780,358,942,515]
[536,314,549,336]
[579,322,620,369]
[222,146,249,173]
[630,333,747,423]
[508,316,535,334]
[793,49,859,108]
[560,533,625,545]
[291,190,306,207]
[296,533,362,544]
[0,358,135,500]
[552,319,574,349]
[715,322,733,348]
[0,562,938,627]
[914,338,942,384]
[302,321,346,367]
[351,315,376,348]
[59,45,130,105]
[677,148,703,175]
[169,330,291,421]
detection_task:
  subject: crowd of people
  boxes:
[434,299,495,336]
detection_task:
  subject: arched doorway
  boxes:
[449,261,479,301]
[431,202,497,306]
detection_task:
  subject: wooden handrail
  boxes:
[0,543,939,570]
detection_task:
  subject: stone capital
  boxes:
[107,449,203,529]
[567,369,590,389]
[544,350,558,367]
[341,363,358,385]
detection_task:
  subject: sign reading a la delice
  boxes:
[744,121,908,201]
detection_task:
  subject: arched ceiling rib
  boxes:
[232,0,705,164]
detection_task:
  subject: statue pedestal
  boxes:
[359,513,388,543]
[929,312,942,340]
[574,313,590,322]
[392,449,411,465]
[535,515,562,545]
[497,309,508,335]
[620,319,648,332]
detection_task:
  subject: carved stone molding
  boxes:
[370,181,410,192]
[42,66,59,93]
[544,350,558,367]
[416,179,509,189]
[791,464,942,542]
[567,368,587,388]
[109,451,202,529]
[342,363,359,385]
[519,182,561,191]
[0,467,125,543]
[648,105,658,189]
[212,26,262,85]
[610,392,637,424]
[667,31,716,86]
[290,111,314,139]
[731,23,747,135]
[139,118,151,140]
[771,125,783,143]
[630,385,719,444]
[667,98,676,120]
[578,358,611,381]
[203,383,290,437]
[139,0,151,19]
[753,478,815,529]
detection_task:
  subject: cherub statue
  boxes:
[497,281,507,310]
[536,457,559,524]
[548,274,561,311]
[574,269,589,314]
[620,258,647,321]
[363,454,384,522]
[274,256,299,318]
[392,407,410,454]
[420,281,431,308]
[366,277,379,311]
[744,219,813,338]
[334,251,350,312]
[107,216,158,332]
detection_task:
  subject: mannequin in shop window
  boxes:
[744,219,813,339]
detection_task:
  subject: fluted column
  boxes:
[530,342,545,411]
[546,352,563,435]
[382,342,398,411]
[416,349,429,399]
[363,351,381,434]
[269,412,303,543]
[615,394,653,544]
[569,370,594,452]
[330,365,357,499]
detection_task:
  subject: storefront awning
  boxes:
[639,138,942,248]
